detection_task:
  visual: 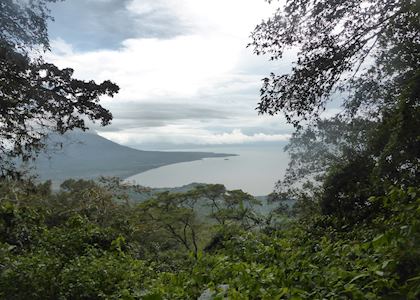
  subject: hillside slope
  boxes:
[32,131,233,183]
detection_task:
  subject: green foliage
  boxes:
[0,249,62,299]
[58,251,149,300]
[144,187,420,299]
[248,0,419,226]
[320,155,377,220]
[0,179,418,299]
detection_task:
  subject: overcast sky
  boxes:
[46,0,295,149]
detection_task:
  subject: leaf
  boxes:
[372,234,386,247]
[349,273,370,284]
[381,260,393,269]
[142,294,163,300]
[275,287,289,299]
[407,276,420,282]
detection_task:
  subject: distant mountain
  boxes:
[31,131,234,184]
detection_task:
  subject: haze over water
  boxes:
[127,144,289,196]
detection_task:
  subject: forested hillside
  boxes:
[0,0,419,299]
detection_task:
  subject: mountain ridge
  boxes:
[32,131,235,184]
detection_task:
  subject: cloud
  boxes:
[48,0,187,51]
[99,128,290,147]
[46,0,294,147]
[89,101,231,132]
[47,34,243,100]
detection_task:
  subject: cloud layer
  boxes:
[99,128,291,148]
[47,0,294,148]
[48,0,187,51]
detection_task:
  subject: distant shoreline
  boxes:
[105,152,237,182]
[123,153,237,182]
[37,151,236,188]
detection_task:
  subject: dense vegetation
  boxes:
[0,0,419,298]
[0,179,419,299]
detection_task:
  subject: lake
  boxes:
[126,144,289,196]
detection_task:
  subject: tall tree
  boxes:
[0,0,119,178]
[251,0,420,219]
[250,0,419,126]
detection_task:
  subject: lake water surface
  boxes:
[126,145,289,196]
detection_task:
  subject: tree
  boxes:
[250,0,419,126]
[138,192,202,258]
[188,184,263,229]
[251,0,419,220]
[0,0,119,178]
[135,185,263,259]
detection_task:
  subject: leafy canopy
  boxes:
[253,0,420,220]
[250,0,419,126]
[0,0,119,178]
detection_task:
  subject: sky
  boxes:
[46,0,295,150]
